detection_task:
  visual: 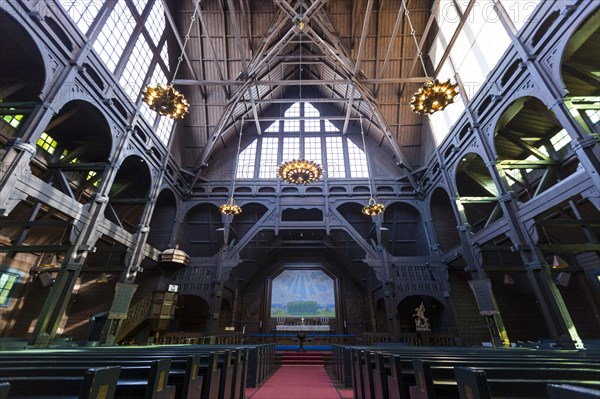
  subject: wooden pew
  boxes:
[337,344,600,399]
[115,359,176,399]
[0,351,216,399]
[0,343,274,399]
[4,366,121,399]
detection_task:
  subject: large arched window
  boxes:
[59,0,174,146]
[236,102,368,180]
[428,0,542,143]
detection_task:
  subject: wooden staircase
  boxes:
[116,291,178,343]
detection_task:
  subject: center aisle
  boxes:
[246,365,350,399]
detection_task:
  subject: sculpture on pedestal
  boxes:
[413,301,431,332]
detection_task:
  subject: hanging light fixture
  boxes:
[278,22,323,185]
[220,115,245,216]
[142,1,200,119]
[359,115,385,217]
[410,78,459,114]
[402,0,459,115]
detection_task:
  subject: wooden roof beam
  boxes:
[343,0,374,135]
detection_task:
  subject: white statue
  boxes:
[413,301,431,332]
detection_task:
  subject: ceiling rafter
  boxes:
[196,4,231,99]
[374,1,406,98]
[183,0,436,192]
[342,0,374,135]
[162,0,206,99]
[227,0,262,135]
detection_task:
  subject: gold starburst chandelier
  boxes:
[277,23,323,185]
[220,115,245,216]
[278,159,324,185]
[402,0,459,115]
[142,1,200,119]
[362,198,385,216]
[142,84,189,119]
[219,198,242,216]
[410,79,459,114]
[359,115,385,217]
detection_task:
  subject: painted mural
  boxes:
[270,269,335,317]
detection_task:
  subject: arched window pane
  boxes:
[305,137,322,165]
[93,2,136,72]
[237,140,257,179]
[304,102,320,132]
[326,137,345,178]
[347,139,368,178]
[259,137,279,178]
[282,137,299,161]
[284,103,300,132]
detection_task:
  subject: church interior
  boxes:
[0,0,599,398]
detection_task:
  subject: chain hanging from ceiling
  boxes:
[142,1,200,119]
[359,115,385,217]
[220,115,245,216]
[403,0,459,115]
[277,21,324,185]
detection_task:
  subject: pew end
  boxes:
[454,366,492,399]
[79,366,121,399]
[409,359,436,399]
[0,382,10,399]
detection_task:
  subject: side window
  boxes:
[0,270,19,307]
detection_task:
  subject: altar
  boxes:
[275,325,330,332]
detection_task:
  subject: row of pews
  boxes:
[0,342,276,399]
[332,344,600,399]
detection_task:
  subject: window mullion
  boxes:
[113,16,144,78]
[84,2,115,43]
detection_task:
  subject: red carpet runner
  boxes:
[246,365,344,399]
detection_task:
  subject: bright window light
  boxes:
[93,2,136,72]
[259,137,279,178]
[155,116,174,146]
[36,132,58,155]
[265,121,280,132]
[131,0,148,15]
[59,0,103,35]
[550,129,571,151]
[282,137,300,161]
[120,36,153,102]
[326,137,345,178]
[348,139,368,178]
[237,140,257,179]
[284,103,300,132]
[145,1,166,46]
[305,137,322,165]
[0,271,18,307]
[304,103,321,132]
[1,113,23,128]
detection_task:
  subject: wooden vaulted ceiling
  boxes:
[165,0,434,188]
